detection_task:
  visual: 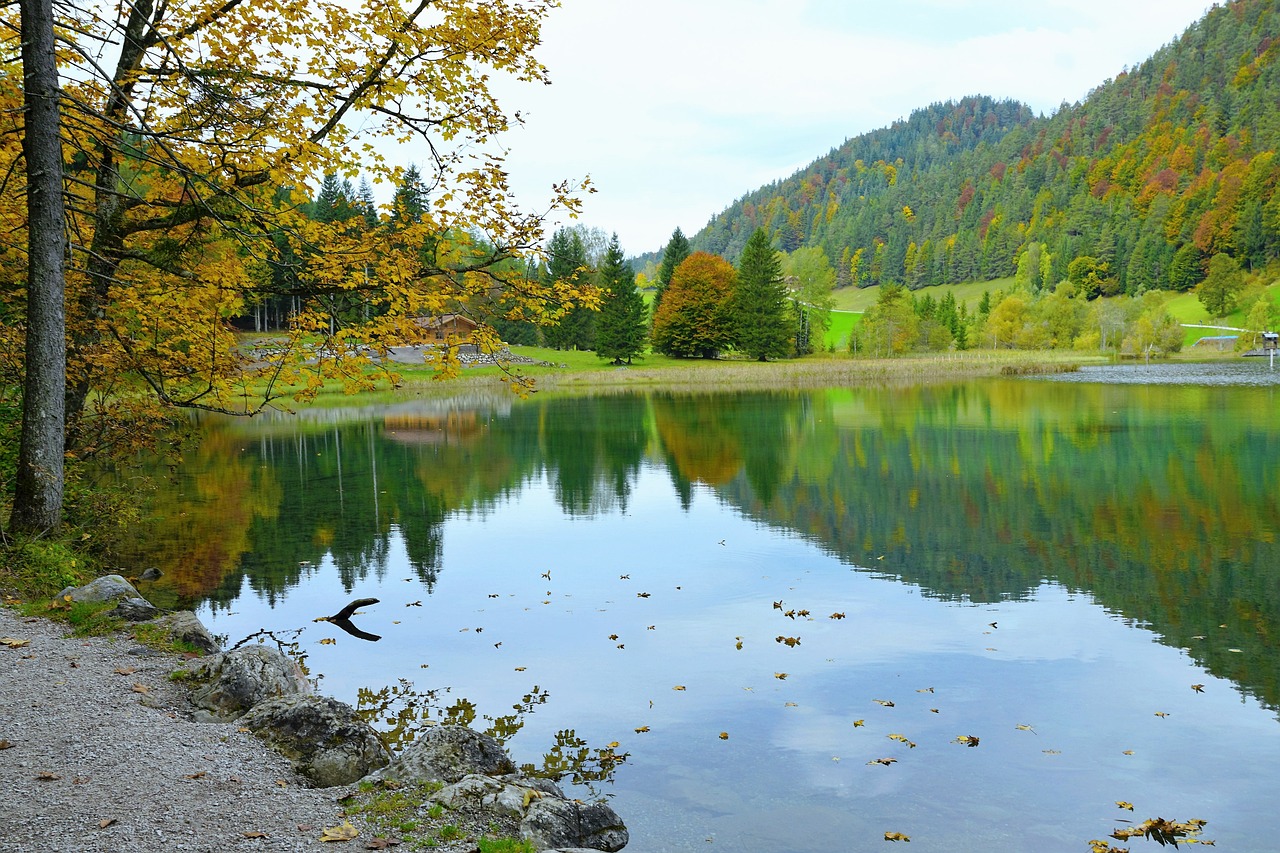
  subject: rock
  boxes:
[182,645,310,721]
[56,574,141,604]
[376,725,514,785]
[431,774,564,818]
[239,695,389,787]
[152,611,220,655]
[520,796,628,852]
[106,597,159,621]
[139,567,163,581]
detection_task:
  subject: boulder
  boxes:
[431,773,564,818]
[182,644,310,721]
[520,796,628,852]
[107,597,159,622]
[376,725,514,785]
[239,694,389,787]
[152,611,221,655]
[56,574,141,604]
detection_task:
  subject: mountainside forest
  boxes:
[657,0,1280,298]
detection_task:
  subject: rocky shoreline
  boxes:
[0,577,626,853]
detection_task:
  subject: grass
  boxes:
[0,538,92,601]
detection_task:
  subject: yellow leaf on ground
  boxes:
[132,683,150,694]
[114,666,136,676]
[243,831,269,838]
[319,821,358,842]
[1,637,31,649]
[98,818,117,829]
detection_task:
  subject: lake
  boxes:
[121,364,1280,852]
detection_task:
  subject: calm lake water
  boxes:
[123,364,1280,852]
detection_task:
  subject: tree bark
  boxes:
[10,0,68,534]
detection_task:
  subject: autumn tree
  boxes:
[651,253,736,359]
[594,234,647,365]
[732,229,791,361]
[1,0,592,532]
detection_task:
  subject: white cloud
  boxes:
[486,0,1213,255]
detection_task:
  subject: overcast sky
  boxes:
[488,0,1213,256]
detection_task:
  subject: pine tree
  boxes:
[543,228,595,350]
[594,234,647,364]
[653,227,691,316]
[732,229,791,361]
[393,164,428,223]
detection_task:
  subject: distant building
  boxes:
[414,314,478,342]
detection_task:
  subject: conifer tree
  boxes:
[543,227,595,350]
[594,234,647,364]
[653,227,691,316]
[732,229,791,361]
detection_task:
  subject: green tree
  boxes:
[594,234,648,365]
[651,252,736,359]
[783,246,836,354]
[855,283,919,357]
[653,228,691,316]
[1124,295,1184,362]
[1238,294,1276,351]
[732,230,791,361]
[392,164,428,224]
[1197,253,1245,318]
[542,228,595,350]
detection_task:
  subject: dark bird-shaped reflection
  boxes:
[314,597,381,642]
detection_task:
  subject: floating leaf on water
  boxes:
[718,732,729,740]
[775,636,801,647]
[830,612,846,620]
[868,757,897,767]
[672,685,686,691]
[873,699,895,707]
[953,735,980,747]
[772,601,784,610]
[1043,749,1062,755]
[852,720,865,728]
[1116,801,1134,811]
[634,726,650,733]
[785,702,798,707]
[319,638,337,646]
[884,831,910,842]
[637,592,651,598]
[774,673,788,680]
[1015,724,1036,734]
[1191,684,1205,693]
[1154,711,1169,718]
[1122,750,1134,755]
[930,708,940,714]
[608,634,619,641]
[916,687,934,693]
[734,637,744,650]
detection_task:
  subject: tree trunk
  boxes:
[10,0,68,534]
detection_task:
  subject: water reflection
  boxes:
[117,375,1280,852]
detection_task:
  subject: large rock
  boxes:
[152,611,221,655]
[107,597,159,622]
[182,645,310,721]
[520,796,628,852]
[239,695,389,787]
[56,574,141,604]
[376,725,514,785]
[431,774,565,818]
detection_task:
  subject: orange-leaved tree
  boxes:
[1,0,594,533]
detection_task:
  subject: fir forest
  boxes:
[3,1,1280,852]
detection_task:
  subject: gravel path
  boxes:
[0,606,372,853]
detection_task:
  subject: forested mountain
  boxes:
[660,0,1280,298]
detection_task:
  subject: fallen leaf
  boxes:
[1154,712,1169,718]
[319,821,359,842]
[36,771,61,781]
[785,701,799,707]
[774,672,788,680]
[243,831,269,839]
[916,687,934,693]
[1191,684,1205,693]
[734,637,743,650]
[1015,724,1036,734]
[0,637,31,649]
[608,634,619,641]
[607,742,620,748]
[830,612,846,620]
[718,732,729,740]
[0,739,13,749]
[1116,801,1134,811]
[867,757,897,766]
[637,592,650,598]
[873,699,895,707]
[852,719,865,728]
[775,635,801,647]
[887,734,917,748]
[634,726,650,733]
[884,831,911,842]
[319,638,337,646]
[98,818,117,829]
[514,667,527,672]
[1123,750,1135,755]
[275,779,288,787]
[1043,749,1062,755]
[672,685,686,691]
[113,666,137,676]
[365,838,401,850]
[953,735,980,747]
[185,771,207,779]
[930,708,940,714]
[132,683,150,694]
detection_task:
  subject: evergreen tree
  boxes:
[732,229,791,361]
[653,227,691,316]
[542,227,595,350]
[594,234,647,364]
[393,164,428,223]
[357,178,379,229]
[313,173,347,223]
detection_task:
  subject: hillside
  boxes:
[651,0,1280,298]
